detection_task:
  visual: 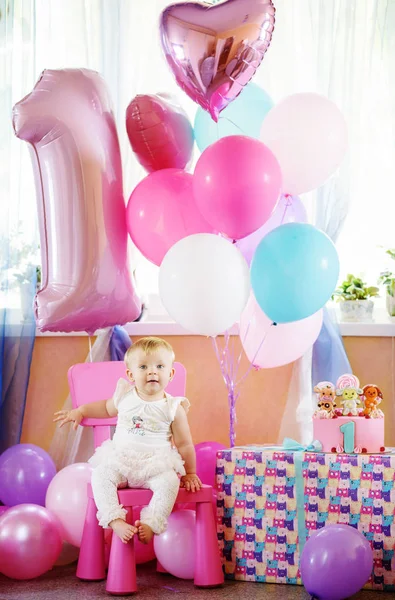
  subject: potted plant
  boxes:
[332,274,379,322]
[378,248,395,317]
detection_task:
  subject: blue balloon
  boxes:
[194,83,273,153]
[250,223,340,323]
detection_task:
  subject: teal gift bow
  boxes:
[282,438,323,453]
[281,438,323,557]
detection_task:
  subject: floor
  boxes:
[0,562,393,600]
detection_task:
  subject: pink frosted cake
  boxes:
[312,374,385,454]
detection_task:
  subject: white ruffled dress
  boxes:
[88,379,190,484]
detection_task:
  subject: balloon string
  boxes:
[88,336,93,362]
[235,323,274,387]
[211,334,238,447]
[280,193,292,224]
[211,325,272,446]
[220,115,246,136]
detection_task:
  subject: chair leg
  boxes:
[194,501,224,587]
[106,506,137,595]
[77,497,105,580]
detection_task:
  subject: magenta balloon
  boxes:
[153,510,196,579]
[12,69,141,334]
[193,136,282,240]
[301,524,373,600]
[195,441,227,487]
[236,194,307,266]
[160,0,275,121]
[240,294,323,369]
[0,504,62,580]
[126,93,194,173]
[127,169,215,266]
[0,507,9,517]
[0,443,56,507]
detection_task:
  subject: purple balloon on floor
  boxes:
[0,443,56,507]
[300,524,373,600]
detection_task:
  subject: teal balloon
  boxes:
[250,223,340,323]
[194,83,274,152]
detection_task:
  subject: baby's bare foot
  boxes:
[109,518,137,543]
[135,519,154,544]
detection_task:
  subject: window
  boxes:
[2,1,394,320]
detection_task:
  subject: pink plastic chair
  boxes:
[68,361,223,595]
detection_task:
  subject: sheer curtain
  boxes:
[0,1,38,452]
[267,1,394,443]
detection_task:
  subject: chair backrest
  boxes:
[68,361,186,448]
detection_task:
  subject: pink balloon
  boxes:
[153,510,195,579]
[127,169,215,266]
[126,94,194,173]
[236,194,308,266]
[260,92,348,194]
[0,504,62,580]
[12,69,141,333]
[160,0,275,121]
[193,136,282,240]
[195,441,227,487]
[240,294,324,369]
[0,506,9,517]
[45,462,92,547]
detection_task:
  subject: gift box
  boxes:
[215,443,395,591]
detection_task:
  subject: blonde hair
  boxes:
[124,337,175,367]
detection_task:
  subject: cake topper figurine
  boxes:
[313,381,337,419]
[336,374,362,416]
[361,384,384,419]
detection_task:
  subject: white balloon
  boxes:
[260,92,348,195]
[159,234,250,336]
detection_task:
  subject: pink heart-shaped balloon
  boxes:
[160,0,275,122]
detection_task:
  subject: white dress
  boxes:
[89,378,190,534]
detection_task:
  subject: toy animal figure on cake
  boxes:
[312,373,386,454]
[335,374,362,416]
[361,384,384,419]
[313,381,337,419]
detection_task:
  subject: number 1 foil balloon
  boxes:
[12,69,142,333]
[159,0,276,122]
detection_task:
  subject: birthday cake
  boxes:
[312,374,385,454]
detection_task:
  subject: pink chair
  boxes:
[68,361,223,595]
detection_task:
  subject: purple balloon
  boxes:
[236,194,307,266]
[0,444,56,507]
[300,524,373,600]
[195,441,227,487]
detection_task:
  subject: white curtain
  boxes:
[1,0,38,305]
[5,0,395,300]
[270,0,395,443]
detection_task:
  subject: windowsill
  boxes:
[3,304,395,337]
